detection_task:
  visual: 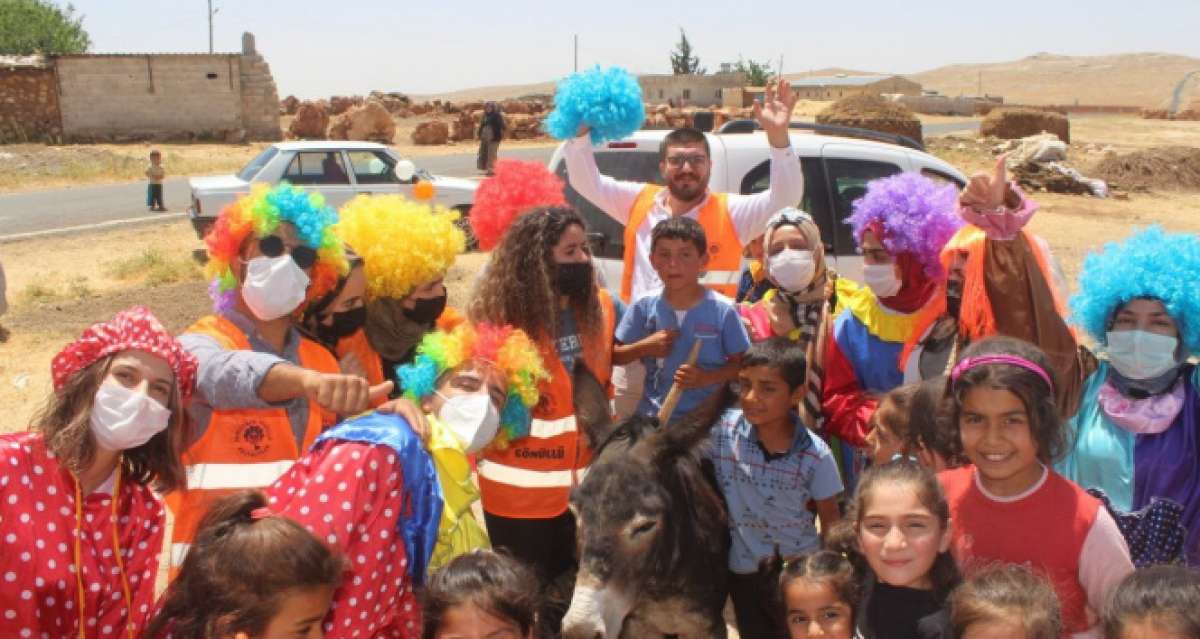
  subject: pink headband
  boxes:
[950,354,1054,392]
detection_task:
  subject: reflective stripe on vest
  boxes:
[620,185,742,303]
[529,416,577,439]
[186,460,295,491]
[478,290,616,519]
[166,315,339,574]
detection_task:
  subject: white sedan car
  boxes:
[187,141,478,243]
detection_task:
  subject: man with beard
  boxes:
[563,77,804,304]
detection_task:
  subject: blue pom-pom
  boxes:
[545,66,646,144]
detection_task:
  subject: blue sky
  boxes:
[71,0,1200,98]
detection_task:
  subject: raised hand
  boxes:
[753,77,796,148]
[961,154,1010,210]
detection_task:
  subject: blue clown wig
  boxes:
[1070,226,1200,354]
[544,66,645,144]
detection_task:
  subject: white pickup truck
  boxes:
[548,124,967,288]
[187,141,478,241]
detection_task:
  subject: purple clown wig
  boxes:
[846,172,962,278]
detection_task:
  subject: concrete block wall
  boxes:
[56,54,244,140]
[0,65,62,142]
[239,53,282,141]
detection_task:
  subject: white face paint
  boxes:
[561,581,635,639]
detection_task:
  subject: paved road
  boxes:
[0,121,979,241]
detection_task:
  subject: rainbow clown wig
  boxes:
[334,194,465,300]
[398,322,549,448]
[1070,226,1200,355]
[204,182,347,312]
[846,172,962,278]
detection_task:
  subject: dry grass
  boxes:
[0,221,487,435]
[0,143,268,193]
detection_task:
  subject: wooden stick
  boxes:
[657,339,703,424]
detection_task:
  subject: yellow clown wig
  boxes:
[397,322,549,448]
[204,182,347,313]
[334,194,466,300]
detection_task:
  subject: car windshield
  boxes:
[237,146,280,182]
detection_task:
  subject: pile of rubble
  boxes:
[997,133,1108,197]
[981,108,1070,144]
[815,94,923,145]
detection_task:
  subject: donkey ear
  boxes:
[651,383,734,459]
[571,362,617,451]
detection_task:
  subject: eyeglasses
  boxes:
[664,154,709,168]
[259,235,317,269]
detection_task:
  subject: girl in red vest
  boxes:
[0,306,196,639]
[939,336,1134,637]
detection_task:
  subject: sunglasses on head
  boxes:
[259,235,317,269]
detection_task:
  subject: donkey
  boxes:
[561,366,731,639]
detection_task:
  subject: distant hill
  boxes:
[405,53,1200,108]
[911,52,1200,107]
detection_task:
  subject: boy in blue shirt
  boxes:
[614,216,751,421]
[707,337,843,638]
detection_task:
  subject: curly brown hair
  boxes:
[469,206,601,343]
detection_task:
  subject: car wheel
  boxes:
[453,206,478,252]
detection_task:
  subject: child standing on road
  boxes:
[614,216,751,422]
[146,149,166,211]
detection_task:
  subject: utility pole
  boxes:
[207,0,214,53]
[978,70,982,96]
[574,34,578,72]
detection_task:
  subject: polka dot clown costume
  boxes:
[264,322,546,638]
[0,306,196,639]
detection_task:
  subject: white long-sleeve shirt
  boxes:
[562,133,804,301]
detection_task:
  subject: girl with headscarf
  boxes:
[0,306,196,638]
[1058,227,1200,565]
[822,173,962,452]
[737,207,832,428]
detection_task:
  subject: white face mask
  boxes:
[89,380,171,451]
[436,392,502,454]
[862,263,902,298]
[1106,330,1180,380]
[241,255,310,321]
[767,249,816,293]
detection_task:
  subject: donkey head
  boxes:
[561,365,729,639]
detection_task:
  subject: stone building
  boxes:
[0,32,281,143]
[638,71,746,107]
[724,74,923,108]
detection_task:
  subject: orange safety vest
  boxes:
[165,315,339,572]
[477,290,616,519]
[336,328,387,408]
[621,185,742,303]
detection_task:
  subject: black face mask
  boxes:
[315,306,367,345]
[946,279,964,319]
[403,294,448,326]
[555,262,593,296]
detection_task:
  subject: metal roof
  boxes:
[789,75,903,88]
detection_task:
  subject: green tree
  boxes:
[670,28,704,75]
[734,57,774,86]
[0,0,90,55]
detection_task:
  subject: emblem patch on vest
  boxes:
[234,421,272,457]
[709,243,720,256]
